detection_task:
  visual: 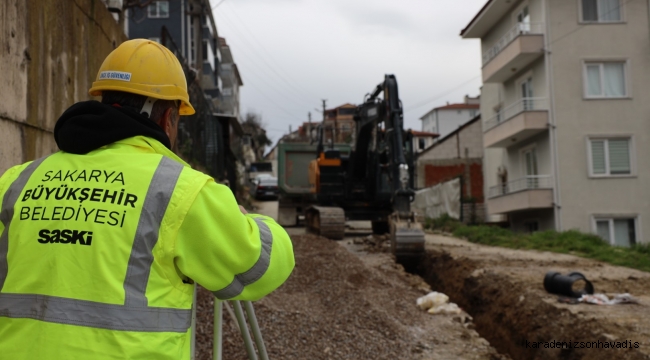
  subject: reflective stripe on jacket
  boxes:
[0,136,295,359]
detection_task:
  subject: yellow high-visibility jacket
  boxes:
[0,136,295,359]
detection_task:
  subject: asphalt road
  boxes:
[251,199,279,221]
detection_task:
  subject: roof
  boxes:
[460,0,517,39]
[417,115,481,157]
[410,130,439,138]
[435,103,479,110]
[419,103,479,120]
[460,0,493,37]
[326,103,356,112]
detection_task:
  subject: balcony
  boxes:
[220,64,237,87]
[487,175,554,215]
[484,97,548,148]
[482,23,545,83]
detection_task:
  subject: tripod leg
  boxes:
[243,301,269,360]
[213,300,223,360]
[232,300,258,360]
[191,284,197,360]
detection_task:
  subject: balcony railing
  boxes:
[482,22,545,66]
[488,175,553,198]
[484,97,547,132]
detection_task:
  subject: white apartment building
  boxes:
[419,95,480,149]
[219,37,243,118]
[462,0,650,246]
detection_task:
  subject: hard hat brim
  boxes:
[89,83,196,116]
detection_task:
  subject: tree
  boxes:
[241,112,272,161]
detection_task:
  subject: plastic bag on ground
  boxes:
[427,303,462,315]
[578,293,639,305]
[417,292,449,310]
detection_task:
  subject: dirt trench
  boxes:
[194,232,505,360]
[419,233,650,360]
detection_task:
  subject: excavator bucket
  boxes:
[389,213,425,264]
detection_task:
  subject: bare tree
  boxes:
[241,112,272,161]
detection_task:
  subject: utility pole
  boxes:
[322,99,334,144]
[321,100,327,121]
[308,112,312,142]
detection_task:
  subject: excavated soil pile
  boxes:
[195,233,504,360]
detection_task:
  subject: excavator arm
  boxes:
[364,75,424,262]
[307,75,425,263]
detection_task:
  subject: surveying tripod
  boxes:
[190,285,269,360]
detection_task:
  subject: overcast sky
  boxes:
[208,0,487,144]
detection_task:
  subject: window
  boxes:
[516,6,531,32]
[147,1,169,18]
[588,137,632,176]
[520,76,534,110]
[202,39,215,69]
[521,146,539,187]
[338,108,355,116]
[582,0,622,22]
[595,217,636,247]
[524,220,539,233]
[584,62,627,98]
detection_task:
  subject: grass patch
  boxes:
[425,214,650,273]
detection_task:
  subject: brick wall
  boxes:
[424,161,484,202]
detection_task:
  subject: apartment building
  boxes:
[125,0,222,108]
[218,37,243,118]
[323,104,356,143]
[419,95,480,149]
[462,0,650,245]
[416,115,483,189]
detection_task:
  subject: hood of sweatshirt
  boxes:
[54,100,171,154]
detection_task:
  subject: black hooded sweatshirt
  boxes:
[54,101,171,154]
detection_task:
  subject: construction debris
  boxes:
[417,291,463,315]
[579,293,640,305]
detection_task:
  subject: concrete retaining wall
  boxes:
[0,0,126,173]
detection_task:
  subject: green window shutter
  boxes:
[590,140,606,174]
[608,139,631,174]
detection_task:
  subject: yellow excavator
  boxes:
[306,75,425,263]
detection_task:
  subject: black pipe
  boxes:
[543,271,594,298]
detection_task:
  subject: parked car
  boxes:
[251,176,279,200]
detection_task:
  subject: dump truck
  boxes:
[277,142,351,227]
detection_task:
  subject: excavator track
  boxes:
[305,206,346,240]
[389,213,425,265]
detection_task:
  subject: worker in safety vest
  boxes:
[0,39,295,359]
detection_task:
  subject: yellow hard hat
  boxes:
[89,39,195,115]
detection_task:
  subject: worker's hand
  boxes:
[239,205,248,214]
